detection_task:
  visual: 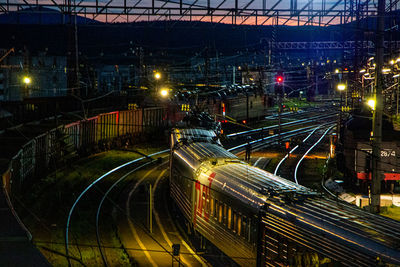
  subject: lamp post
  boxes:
[337,83,346,142]
[23,75,32,97]
[370,0,385,214]
[153,71,161,95]
[159,88,169,98]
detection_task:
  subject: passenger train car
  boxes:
[169,128,400,266]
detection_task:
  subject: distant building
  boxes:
[0,51,67,101]
[96,64,133,93]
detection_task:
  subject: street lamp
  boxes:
[23,76,31,85]
[22,76,32,97]
[367,98,376,110]
[159,88,169,98]
[337,83,346,91]
[337,83,346,142]
[154,72,161,80]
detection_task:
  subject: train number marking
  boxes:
[193,173,216,226]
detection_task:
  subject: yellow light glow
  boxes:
[359,69,366,73]
[335,69,339,74]
[382,68,391,73]
[154,72,161,79]
[160,89,169,97]
[390,59,395,65]
[337,84,346,91]
[23,76,31,85]
[397,58,400,63]
[367,99,376,110]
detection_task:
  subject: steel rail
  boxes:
[226,113,337,137]
[274,125,325,175]
[227,124,319,152]
[95,160,155,266]
[294,125,335,184]
[65,149,169,266]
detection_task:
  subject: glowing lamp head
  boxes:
[160,89,169,97]
[367,99,376,110]
[154,72,161,80]
[337,84,346,91]
[23,76,31,85]
[335,69,339,74]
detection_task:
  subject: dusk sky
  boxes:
[3,0,351,25]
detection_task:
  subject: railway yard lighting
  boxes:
[160,88,169,97]
[337,83,346,142]
[337,83,346,91]
[23,76,31,85]
[367,99,376,110]
[154,72,161,80]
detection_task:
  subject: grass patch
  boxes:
[300,158,326,189]
[264,157,281,173]
[15,144,167,266]
[380,206,400,221]
[282,98,316,109]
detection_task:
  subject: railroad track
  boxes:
[64,149,169,266]
[224,112,337,151]
[64,116,336,266]
[274,124,335,184]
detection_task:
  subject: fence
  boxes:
[2,107,166,193]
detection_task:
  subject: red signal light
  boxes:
[285,142,290,150]
[242,120,247,124]
[276,76,283,83]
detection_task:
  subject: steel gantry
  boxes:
[0,0,399,26]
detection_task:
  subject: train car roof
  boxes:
[195,161,316,211]
[171,128,220,148]
[174,142,238,170]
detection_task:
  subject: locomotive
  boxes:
[169,127,400,266]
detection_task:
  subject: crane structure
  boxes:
[0,48,14,63]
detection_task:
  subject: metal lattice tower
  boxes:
[1,0,399,26]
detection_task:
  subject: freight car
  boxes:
[342,114,400,192]
[170,128,400,266]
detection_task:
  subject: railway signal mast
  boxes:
[275,73,284,144]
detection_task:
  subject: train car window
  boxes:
[223,204,227,225]
[248,218,252,242]
[202,191,207,213]
[242,216,247,238]
[215,200,219,220]
[210,198,214,217]
[218,203,223,223]
[232,211,236,233]
[228,207,232,229]
[237,215,242,236]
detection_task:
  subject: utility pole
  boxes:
[371,0,385,214]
